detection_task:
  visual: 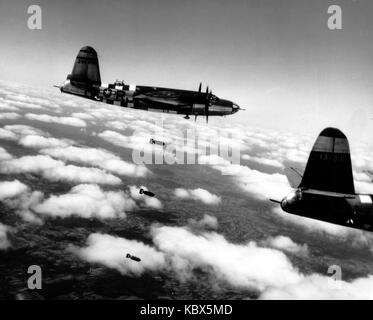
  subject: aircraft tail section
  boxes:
[68,46,101,86]
[61,46,101,98]
[299,127,355,194]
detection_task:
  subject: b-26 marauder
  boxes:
[56,46,242,122]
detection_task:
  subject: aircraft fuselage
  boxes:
[280,189,373,231]
[61,80,239,117]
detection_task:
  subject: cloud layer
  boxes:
[174,188,221,205]
[34,184,135,220]
[2,81,373,299]
[71,224,373,299]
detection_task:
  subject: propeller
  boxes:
[195,84,212,123]
[204,86,212,123]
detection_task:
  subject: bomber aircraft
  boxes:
[270,127,373,232]
[56,46,242,122]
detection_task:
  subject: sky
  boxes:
[0,0,373,138]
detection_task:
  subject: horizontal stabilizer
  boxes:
[284,167,303,188]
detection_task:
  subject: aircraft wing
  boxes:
[133,94,188,106]
[134,91,190,107]
[284,167,304,188]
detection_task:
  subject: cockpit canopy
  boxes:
[210,94,219,102]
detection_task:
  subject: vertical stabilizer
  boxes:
[67,46,101,87]
[299,127,355,194]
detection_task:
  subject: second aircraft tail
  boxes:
[299,127,355,194]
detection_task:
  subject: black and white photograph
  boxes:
[1,0,373,309]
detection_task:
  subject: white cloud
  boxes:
[71,112,95,120]
[152,225,373,299]
[68,217,373,299]
[8,100,43,110]
[0,103,19,112]
[19,135,71,149]
[0,147,13,160]
[199,155,291,201]
[151,225,300,290]
[4,124,45,136]
[100,158,149,178]
[0,180,29,200]
[262,235,309,256]
[242,154,284,169]
[34,184,135,220]
[129,185,163,209]
[69,233,166,276]
[260,274,373,299]
[0,125,53,145]
[235,168,289,201]
[5,190,44,224]
[188,214,219,230]
[41,146,149,177]
[0,180,43,224]
[42,146,115,163]
[0,155,122,185]
[44,165,122,185]
[0,128,18,140]
[98,130,145,150]
[1,155,65,174]
[174,188,221,205]
[5,93,56,108]
[0,112,21,120]
[25,113,87,127]
[105,121,127,131]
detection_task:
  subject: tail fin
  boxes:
[67,46,101,86]
[299,127,355,194]
[61,46,101,98]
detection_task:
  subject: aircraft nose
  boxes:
[280,197,295,213]
[281,189,302,212]
[280,198,288,211]
[232,103,241,113]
